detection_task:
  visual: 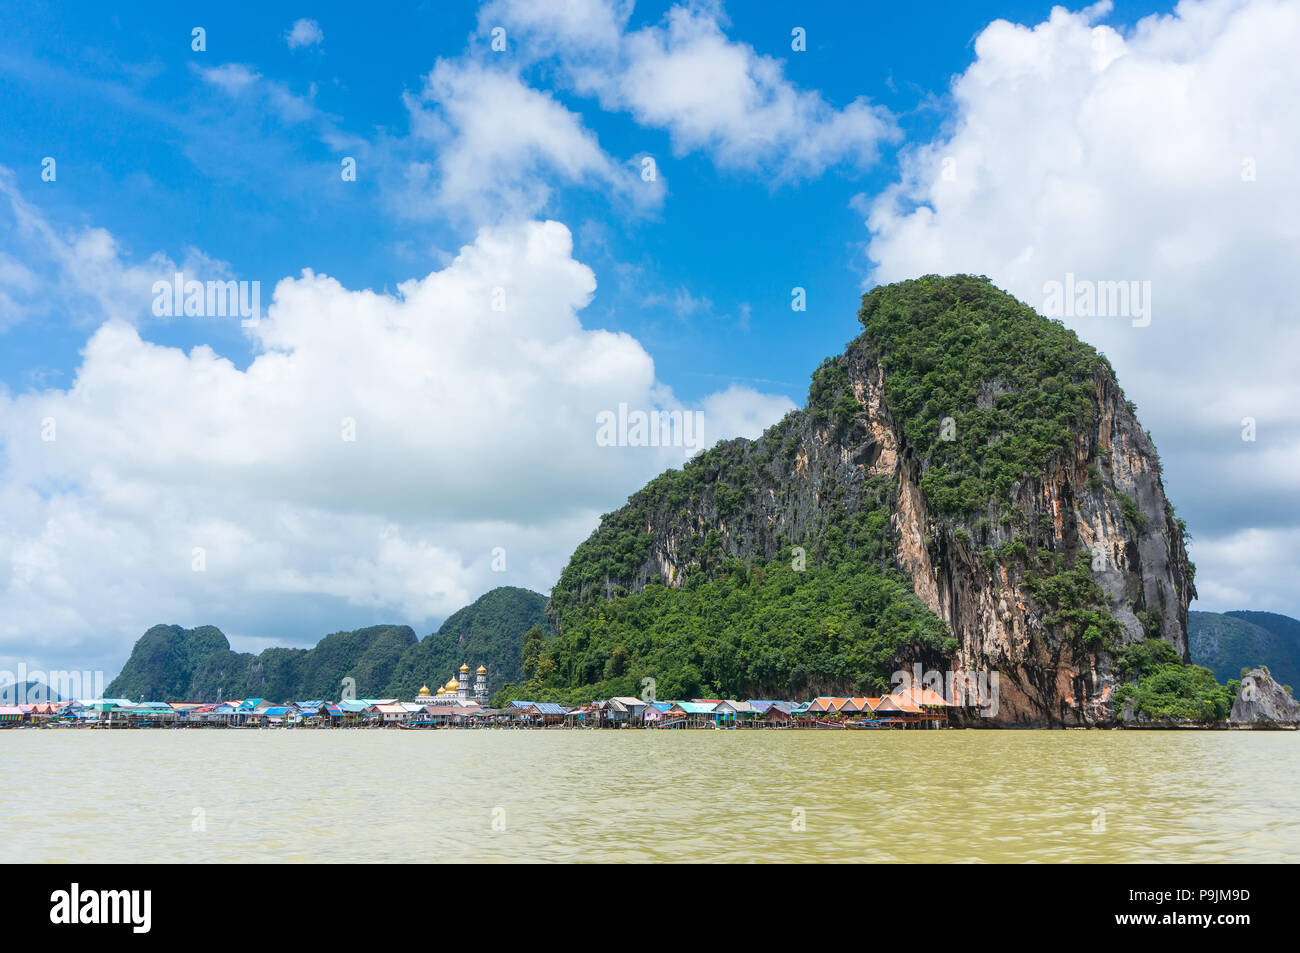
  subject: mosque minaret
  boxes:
[416,663,489,706]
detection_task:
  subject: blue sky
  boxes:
[0,0,1170,396]
[1,0,1297,676]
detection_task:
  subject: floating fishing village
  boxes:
[1,662,962,729]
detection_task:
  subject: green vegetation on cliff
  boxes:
[106,587,548,702]
[1022,553,1124,653]
[535,276,1138,706]
[509,552,953,706]
[1108,608,1300,724]
[859,275,1107,517]
[549,437,765,618]
[522,473,955,704]
[387,586,550,697]
[1110,637,1239,722]
[107,623,419,702]
[1110,640,1238,722]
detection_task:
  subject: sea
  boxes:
[3,729,1296,863]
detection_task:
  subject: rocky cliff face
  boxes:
[551,276,1195,724]
[853,352,1193,724]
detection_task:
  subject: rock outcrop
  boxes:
[549,276,1195,725]
[1229,667,1300,728]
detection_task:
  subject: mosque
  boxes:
[415,663,488,707]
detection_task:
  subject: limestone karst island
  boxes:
[13,280,1298,732]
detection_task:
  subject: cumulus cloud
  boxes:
[385,0,888,223]
[400,60,661,222]
[286,18,324,49]
[612,6,893,176]
[699,385,796,443]
[0,204,793,673]
[863,0,1300,615]
[481,0,896,178]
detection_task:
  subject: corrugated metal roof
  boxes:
[669,701,717,714]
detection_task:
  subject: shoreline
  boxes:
[7,721,1295,732]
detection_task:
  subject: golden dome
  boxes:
[417,685,431,696]
[476,665,487,674]
[459,663,470,673]
[446,677,459,690]
[436,686,446,695]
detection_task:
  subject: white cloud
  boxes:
[197,62,261,94]
[400,59,661,222]
[483,0,896,178]
[864,0,1300,615]
[614,6,893,176]
[1190,528,1300,616]
[0,208,793,673]
[286,18,325,49]
[481,0,631,57]
[194,63,317,123]
[699,385,796,444]
[385,0,889,224]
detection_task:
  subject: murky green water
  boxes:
[3,729,1295,862]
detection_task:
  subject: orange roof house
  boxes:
[904,688,950,708]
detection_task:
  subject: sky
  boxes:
[0,0,1296,679]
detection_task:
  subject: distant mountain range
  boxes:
[1188,610,1300,689]
[0,680,65,703]
[104,586,549,703]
